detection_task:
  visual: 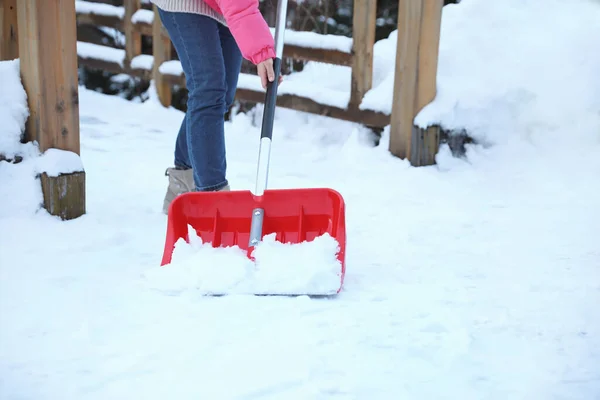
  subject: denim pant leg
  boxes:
[218,23,243,110]
[157,10,237,191]
[173,115,190,169]
[172,20,242,171]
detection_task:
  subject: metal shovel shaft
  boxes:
[248,0,288,248]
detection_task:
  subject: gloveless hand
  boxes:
[257,58,284,89]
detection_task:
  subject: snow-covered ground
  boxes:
[1,0,600,399]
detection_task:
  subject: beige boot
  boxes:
[163,167,195,214]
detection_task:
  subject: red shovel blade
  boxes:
[160,188,346,294]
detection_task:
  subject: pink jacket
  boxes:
[204,0,276,65]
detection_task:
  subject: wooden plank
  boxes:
[411,0,443,166]
[133,20,152,36]
[411,125,440,165]
[18,0,80,153]
[78,54,153,80]
[388,0,423,161]
[123,0,141,69]
[152,5,171,107]
[416,0,442,112]
[283,44,353,66]
[0,0,18,60]
[17,0,85,220]
[76,12,122,30]
[78,55,123,74]
[235,88,389,128]
[40,172,86,220]
[349,0,376,108]
[160,71,185,87]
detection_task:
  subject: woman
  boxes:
[150,0,279,213]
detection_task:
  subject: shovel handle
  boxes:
[253,0,288,197]
[260,57,282,141]
[261,0,286,140]
[249,0,288,248]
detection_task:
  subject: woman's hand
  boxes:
[257,58,283,89]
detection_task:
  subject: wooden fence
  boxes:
[0,0,443,220]
[70,0,389,128]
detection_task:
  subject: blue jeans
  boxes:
[157,10,243,191]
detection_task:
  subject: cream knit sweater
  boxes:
[149,0,227,25]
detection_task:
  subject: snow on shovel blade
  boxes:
[160,188,346,296]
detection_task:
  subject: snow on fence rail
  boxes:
[69,0,392,127]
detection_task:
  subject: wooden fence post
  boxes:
[349,0,377,110]
[152,5,172,107]
[0,0,18,60]
[17,0,85,220]
[124,0,141,70]
[389,0,443,166]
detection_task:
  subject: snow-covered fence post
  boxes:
[0,0,18,60]
[349,0,377,110]
[124,0,142,71]
[152,5,172,107]
[389,0,443,166]
[17,0,86,220]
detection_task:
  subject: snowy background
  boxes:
[1,0,600,399]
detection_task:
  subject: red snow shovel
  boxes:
[160,0,346,295]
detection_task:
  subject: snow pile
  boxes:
[238,69,351,108]
[269,27,353,53]
[77,41,125,67]
[415,0,600,147]
[0,60,29,159]
[142,226,342,295]
[35,148,84,177]
[361,0,600,148]
[158,60,184,76]
[358,31,399,113]
[130,54,154,70]
[131,9,154,25]
[75,0,125,19]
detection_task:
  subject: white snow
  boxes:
[75,0,125,19]
[269,27,353,53]
[109,73,132,84]
[0,59,28,159]
[414,0,600,146]
[144,228,342,295]
[237,70,350,108]
[130,54,154,70]
[358,30,399,114]
[35,148,84,177]
[131,8,154,25]
[158,59,183,76]
[77,41,125,67]
[2,0,600,399]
